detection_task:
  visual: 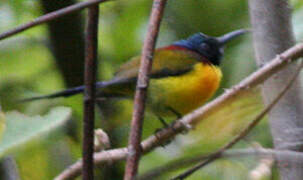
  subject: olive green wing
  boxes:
[99,48,200,98]
[114,48,199,79]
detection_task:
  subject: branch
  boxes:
[0,0,110,41]
[171,61,303,180]
[54,43,303,180]
[124,0,167,179]
[138,153,209,180]
[82,4,99,180]
[139,146,303,180]
[223,148,303,164]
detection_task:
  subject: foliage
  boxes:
[0,107,71,157]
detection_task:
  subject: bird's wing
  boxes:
[114,47,201,80]
[98,47,202,98]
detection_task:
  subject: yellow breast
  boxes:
[149,63,222,116]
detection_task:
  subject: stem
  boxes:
[0,0,109,41]
[141,147,303,180]
[82,4,99,180]
[123,0,167,179]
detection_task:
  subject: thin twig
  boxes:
[54,44,303,180]
[124,1,167,179]
[82,4,99,180]
[139,146,303,180]
[0,0,110,41]
[171,61,303,180]
[223,148,303,162]
[137,153,209,180]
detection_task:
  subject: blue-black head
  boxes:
[173,29,248,65]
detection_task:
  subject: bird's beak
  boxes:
[217,29,249,46]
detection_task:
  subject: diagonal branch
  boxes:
[0,0,110,41]
[171,62,303,180]
[124,0,167,179]
[54,43,303,180]
[82,4,99,180]
[139,146,303,180]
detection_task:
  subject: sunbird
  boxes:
[23,29,247,120]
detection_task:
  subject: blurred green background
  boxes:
[0,0,302,179]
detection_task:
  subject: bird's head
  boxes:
[173,29,248,65]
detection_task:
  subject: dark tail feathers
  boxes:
[20,81,114,102]
[20,86,85,102]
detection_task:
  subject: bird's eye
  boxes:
[200,43,210,51]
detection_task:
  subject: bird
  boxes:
[22,29,247,122]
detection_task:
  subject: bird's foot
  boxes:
[154,116,177,147]
[166,107,193,134]
[156,116,179,133]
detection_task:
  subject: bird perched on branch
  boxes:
[22,29,247,122]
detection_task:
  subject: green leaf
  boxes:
[189,87,264,147]
[0,106,71,157]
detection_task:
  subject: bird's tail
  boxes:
[20,81,113,102]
